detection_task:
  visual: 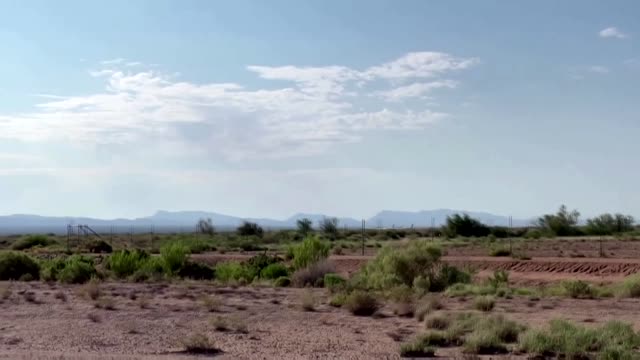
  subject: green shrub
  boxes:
[160,242,189,275]
[216,261,252,283]
[291,260,335,287]
[84,240,113,253]
[489,246,511,257]
[415,296,443,321]
[473,296,496,312]
[11,235,54,250]
[425,314,450,330]
[329,293,347,307]
[324,273,347,292]
[524,229,543,239]
[57,256,96,284]
[519,320,639,358]
[487,270,509,288]
[247,254,282,278]
[108,249,149,278]
[616,274,640,298]
[429,265,472,292]
[399,340,435,358]
[462,315,524,354]
[353,240,442,290]
[132,256,165,282]
[0,252,40,280]
[260,263,289,280]
[292,236,330,270]
[344,291,379,316]
[274,276,291,287]
[178,261,215,280]
[562,280,595,299]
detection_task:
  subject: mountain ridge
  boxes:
[0,209,532,234]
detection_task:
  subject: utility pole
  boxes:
[361,219,366,256]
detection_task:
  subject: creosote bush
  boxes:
[11,235,55,250]
[473,296,496,312]
[42,255,97,284]
[291,236,330,270]
[0,251,40,280]
[519,320,640,359]
[344,290,379,316]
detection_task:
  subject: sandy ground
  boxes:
[2,281,640,359]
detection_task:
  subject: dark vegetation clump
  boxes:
[0,251,41,280]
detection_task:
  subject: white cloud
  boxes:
[374,80,457,102]
[0,52,477,160]
[598,27,629,39]
[100,58,126,65]
[587,65,610,74]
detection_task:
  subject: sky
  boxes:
[0,0,639,220]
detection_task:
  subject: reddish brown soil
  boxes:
[2,281,640,359]
[192,252,640,285]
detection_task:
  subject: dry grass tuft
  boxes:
[201,295,222,312]
[301,289,316,311]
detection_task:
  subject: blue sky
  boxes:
[0,0,638,220]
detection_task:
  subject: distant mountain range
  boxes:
[0,209,533,234]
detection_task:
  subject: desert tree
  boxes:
[444,213,490,237]
[586,213,635,235]
[537,205,580,236]
[319,217,339,241]
[237,221,264,238]
[296,218,313,236]
[196,218,215,236]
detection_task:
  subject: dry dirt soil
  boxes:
[2,281,640,359]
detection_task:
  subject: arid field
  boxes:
[2,231,640,359]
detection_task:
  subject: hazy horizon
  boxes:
[1,1,639,220]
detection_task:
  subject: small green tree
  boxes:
[319,217,339,241]
[296,218,313,236]
[537,205,580,236]
[237,221,264,238]
[292,236,330,269]
[444,213,490,237]
[586,213,635,235]
[196,218,215,236]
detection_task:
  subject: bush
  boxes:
[473,296,496,312]
[178,262,215,280]
[0,252,40,280]
[324,273,347,292]
[301,289,316,311]
[11,235,55,250]
[353,240,467,292]
[160,242,189,275]
[84,240,113,253]
[399,340,435,358]
[523,228,543,239]
[489,246,511,257]
[260,263,289,280]
[519,320,640,359]
[274,276,291,287]
[415,296,443,321]
[563,280,595,299]
[616,274,640,298]
[131,257,165,282]
[215,261,253,283]
[291,260,335,287]
[444,214,491,238]
[108,249,149,278]
[425,314,450,330]
[246,254,282,278]
[57,256,97,284]
[237,221,264,238]
[487,270,509,288]
[181,333,220,355]
[292,236,330,270]
[344,291,379,316]
[462,315,524,354]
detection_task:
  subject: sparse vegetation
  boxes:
[519,320,640,358]
[291,236,330,270]
[344,290,379,316]
[473,296,496,312]
[201,295,222,312]
[301,289,316,311]
[11,234,55,250]
[292,260,335,287]
[181,333,220,354]
[0,251,40,280]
